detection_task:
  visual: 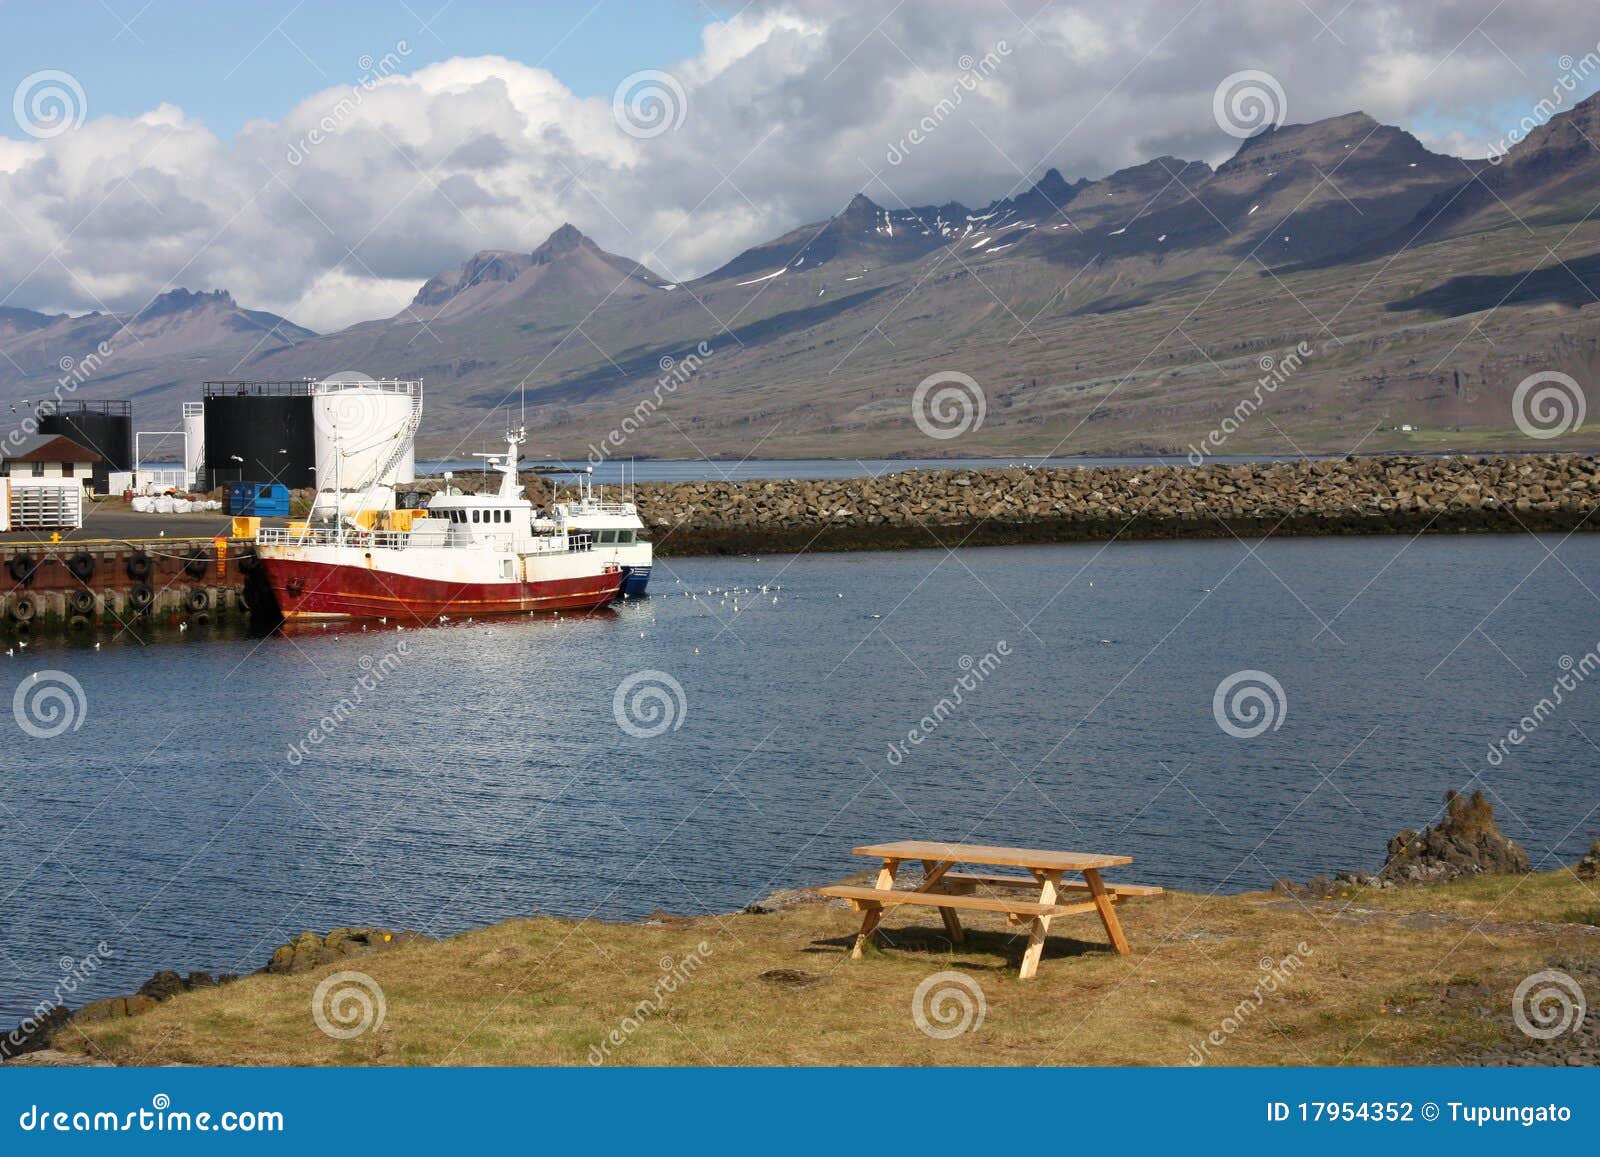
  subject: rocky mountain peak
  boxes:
[531,223,590,262]
[136,288,236,319]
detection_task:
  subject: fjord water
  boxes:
[3,533,1598,1019]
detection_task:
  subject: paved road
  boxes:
[0,496,266,545]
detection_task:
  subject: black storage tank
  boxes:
[38,400,132,493]
[202,381,316,491]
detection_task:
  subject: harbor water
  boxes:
[2,532,1597,1020]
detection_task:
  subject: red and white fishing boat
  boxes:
[254,429,622,621]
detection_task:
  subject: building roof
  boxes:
[2,433,103,463]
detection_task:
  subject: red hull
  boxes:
[259,557,624,620]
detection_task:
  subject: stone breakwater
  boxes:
[621,454,1600,555]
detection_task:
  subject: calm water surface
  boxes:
[2,533,1598,1019]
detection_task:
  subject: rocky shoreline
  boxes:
[399,453,1600,556]
[2,927,424,1063]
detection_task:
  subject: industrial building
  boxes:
[37,400,133,493]
[197,378,420,497]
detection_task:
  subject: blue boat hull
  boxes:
[619,565,651,597]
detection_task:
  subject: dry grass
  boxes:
[55,871,1600,1067]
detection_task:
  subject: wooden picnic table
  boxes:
[818,839,1161,980]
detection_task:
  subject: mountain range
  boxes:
[4,95,1600,461]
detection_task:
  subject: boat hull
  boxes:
[619,565,651,597]
[258,556,623,620]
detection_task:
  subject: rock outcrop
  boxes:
[1379,790,1531,885]
[1274,789,1532,897]
[1574,838,1600,881]
[266,926,422,974]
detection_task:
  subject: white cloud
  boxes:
[1,0,1596,329]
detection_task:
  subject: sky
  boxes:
[2,0,1598,331]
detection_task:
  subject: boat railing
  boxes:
[256,526,595,553]
[255,527,437,550]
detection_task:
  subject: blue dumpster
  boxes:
[228,482,290,517]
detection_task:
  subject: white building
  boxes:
[0,433,101,485]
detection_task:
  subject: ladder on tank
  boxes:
[342,379,423,501]
[182,402,204,490]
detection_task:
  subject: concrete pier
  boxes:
[0,539,264,638]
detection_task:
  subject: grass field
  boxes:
[49,868,1599,1067]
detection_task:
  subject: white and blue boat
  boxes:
[545,468,652,596]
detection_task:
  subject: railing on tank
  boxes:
[310,378,421,394]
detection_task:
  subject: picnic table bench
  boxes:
[818,840,1162,979]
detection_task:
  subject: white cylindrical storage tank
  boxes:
[311,376,421,492]
[182,402,205,489]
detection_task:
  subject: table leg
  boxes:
[1019,871,1060,980]
[851,857,900,959]
[921,859,964,946]
[1083,868,1130,955]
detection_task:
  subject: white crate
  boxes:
[3,479,84,529]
